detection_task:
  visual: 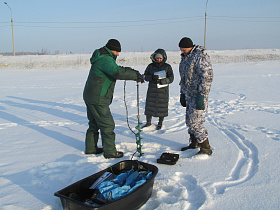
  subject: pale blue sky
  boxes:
[1,0,280,53]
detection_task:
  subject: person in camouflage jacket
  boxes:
[178,37,213,155]
[83,39,144,159]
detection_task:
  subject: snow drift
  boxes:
[1,49,280,69]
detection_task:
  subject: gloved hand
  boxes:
[152,75,159,81]
[136,72,144,83]
[196,94,205,110]
[152,75,160,83]
[180,94,186,107]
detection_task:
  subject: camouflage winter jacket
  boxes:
[179,45,213,97]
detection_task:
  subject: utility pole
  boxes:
[204,0,208,49]
[4,2,15,56]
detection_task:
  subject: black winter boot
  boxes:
[181,134,198,151]
[196,138,213,155]
[85,132,103,154]
[85,147,103,155]
[104,151,124,159]
[156,117,164,130]
[142,115,152,128]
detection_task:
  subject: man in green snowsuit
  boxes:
[83,39,144,158]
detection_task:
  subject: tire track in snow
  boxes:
[207,92,260,195]
[211,123,259,194]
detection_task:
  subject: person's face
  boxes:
[180,47,192,56]
[156,58,163,63]
[111,50,120,56]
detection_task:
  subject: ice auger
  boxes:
[124,81,144,159]
[135,82,144,157]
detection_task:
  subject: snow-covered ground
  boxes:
[0,49,280,209]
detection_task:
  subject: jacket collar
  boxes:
[104,46,117,60]
[181,45,198,57]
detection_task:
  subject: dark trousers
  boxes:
[85,103,116,155]
[146,115,164,125]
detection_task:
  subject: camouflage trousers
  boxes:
[184,93,209,143]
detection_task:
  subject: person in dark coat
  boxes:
[142,49,174,130]
[83,39,144,159]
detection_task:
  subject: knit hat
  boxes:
[155,53,163,59]
[179,37,194,48]
[106,39,121,52]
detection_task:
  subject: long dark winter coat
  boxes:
[144,49,174,117]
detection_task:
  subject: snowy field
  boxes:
[0,49,280,209]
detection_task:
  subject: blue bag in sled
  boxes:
[54,160,158,210]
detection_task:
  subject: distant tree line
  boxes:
[0,48,61,56]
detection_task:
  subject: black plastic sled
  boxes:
[54,160,158,210]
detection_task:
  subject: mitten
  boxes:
[136,72,144,83]
[180,94,186,107]
[196,94,205,110]
[152,75,159,80]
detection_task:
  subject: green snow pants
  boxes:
[85,103,117,156]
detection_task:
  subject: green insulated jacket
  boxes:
[83,46,138,105]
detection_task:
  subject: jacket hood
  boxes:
[150,48,167,64]
[90,46,117,64]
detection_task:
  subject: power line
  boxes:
[209,15,280,19]
[13,16,204,24]
[0,15,279,29]
[9,19,204,28]
[0,17,205,29]
[208,15,280,22]
[0,15,277,24]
